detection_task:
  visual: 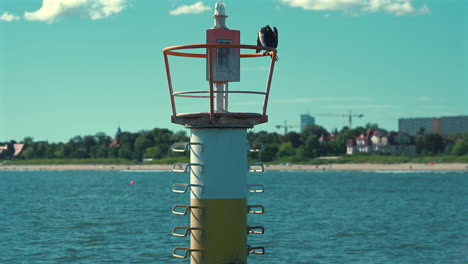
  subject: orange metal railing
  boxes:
[162,44,277,120]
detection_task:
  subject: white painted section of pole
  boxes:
[189,129,248,200]
[224,82,229,110]
[215,82,226,112]
[215,82,228,112]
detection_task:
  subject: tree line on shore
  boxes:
[1,124,467,162]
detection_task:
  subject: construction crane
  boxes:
[314,110,364,128]
[275,120,299,134]
[343,110,364,128]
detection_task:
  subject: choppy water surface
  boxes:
[0,170,466,263]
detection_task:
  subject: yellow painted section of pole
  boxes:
[190,198,247,264]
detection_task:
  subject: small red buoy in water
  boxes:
[130,181,135,185]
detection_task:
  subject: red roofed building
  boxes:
[346,139,356,155]
[347,130,383,154]
[319,133,336,143]
[109,126,122,147]
[13,144,25,156]
[371,130,389,152]
[347,130,416,155]
[0,145,7,156]
[356,129,373,153]
[0,144,25,159]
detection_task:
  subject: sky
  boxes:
[0,0,466,143]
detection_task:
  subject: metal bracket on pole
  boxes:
[248,163,264,173]
[171,142,202,152]
[172,248,203,259]
[247,184,264,193]
[172,163,202,173]
[247,225,265,234]
[247,205,265,214]
[172,205,203,216]
[172,183,203,194]
[248,142,264,152]
[172,226,202,237]
[247,245,265,255]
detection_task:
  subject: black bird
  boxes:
[256,25,278,60]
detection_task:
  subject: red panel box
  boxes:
[206,28,240,82]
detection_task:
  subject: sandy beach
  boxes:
[1,163,467,171]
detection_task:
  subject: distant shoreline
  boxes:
[1,163,467,171]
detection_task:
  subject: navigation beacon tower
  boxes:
[163,3,278,263]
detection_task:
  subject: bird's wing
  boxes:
[258,31,267,47]
[256,33,262,53]
[263,25,276,48]
[272,27,278,48]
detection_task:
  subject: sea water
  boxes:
[0,170,466,264]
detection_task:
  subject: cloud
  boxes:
[416,96,432,102]
[281,0,430,16]
[0,11,21,22]
[233,96,369,106]
[273,96,372,104]
[169,1,211,16]
[323,104,395,109]
[23,0,127,23]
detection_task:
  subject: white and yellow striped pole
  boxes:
[190,128,248,263]
[171,129,265,264]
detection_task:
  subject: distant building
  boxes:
[346,139,356,155]
[346,130,415,155]
[0,144,25,159]
[109,126,122,147]
[399,118,435,136]
[399,116,468,136]
[319,133,336,143]
[355,129,372,154]
[370,130,389,152]
[300,114,315,131]
[440,116,468,136]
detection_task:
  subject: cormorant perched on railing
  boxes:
[256,25,278,61]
